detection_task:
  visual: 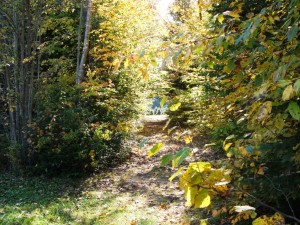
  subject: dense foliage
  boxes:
[0,0,163,174]
[151,0,300,224]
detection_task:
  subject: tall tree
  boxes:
[76,0,92,84]
[0,0,42,167]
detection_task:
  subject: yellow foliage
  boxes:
[184,186,198,207]
[183,135,193,144]
[252,213,285,225]
[194,189,211,208]
[282,85,294,101]
[224,142,233,151]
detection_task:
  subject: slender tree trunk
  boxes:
[198,0,202,20]
[76,0,84,77]
[76,0,92,84]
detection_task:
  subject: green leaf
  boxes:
[277,79,292,88]
[227,60,236,72]
[160,97,167,107]
[294,79,300,94]
[151,60,157,67]
[172,147,191,168]
[288,101,300,120]
[287,26,298,42]
[139,138,148,148]
[160,154,174,167]
[170,102,181,111]
[148,143,164,157]
[169,167,183,182]
[194,189,211,208]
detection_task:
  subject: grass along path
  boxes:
[0,116,213,225]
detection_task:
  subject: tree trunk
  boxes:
[0,0,38,167]
[76,0,92,84]
[76,0,84,77]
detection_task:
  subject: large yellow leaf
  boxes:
[190,162,211,173]
[282,85,294,101]
[194,189,211,208]
[184,186,198,207]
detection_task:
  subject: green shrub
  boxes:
[28,74,137,175]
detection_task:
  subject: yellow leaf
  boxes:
[99,212,108,218]
[194,189,211,208]
[227,152,233,158]
[112,58,121,72]
[169,167,183,182]
[160,202,168,209]
[139,68,149,80]
[112,58,119,66]
[224,143,233,151]
[252,213,285,225]
[190,162,211,173]
[124,58,130,68]
[200,220,208,225]
[130,220,137,225]
[250,162,255,167]
[212,209,220,217]
[148,143,164,157]
[282,85,294,101]
[268,16,275,24]
[184,186,198,207]
[170,103,181,111]
[240,146,247,156]
[183,135,193,144]
[257,166,264,175]
[217,14,224,23]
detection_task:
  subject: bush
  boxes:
[28,74,137,175]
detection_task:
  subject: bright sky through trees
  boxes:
[156,0,174,21]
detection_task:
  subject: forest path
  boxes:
[0,115,215,225]
[81,115,214,225]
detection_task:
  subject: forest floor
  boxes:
[0,115,217,225]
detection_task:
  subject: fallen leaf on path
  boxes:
[99,212,108,218]
[130,220,137,225]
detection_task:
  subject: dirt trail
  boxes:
[81,115,212,225]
